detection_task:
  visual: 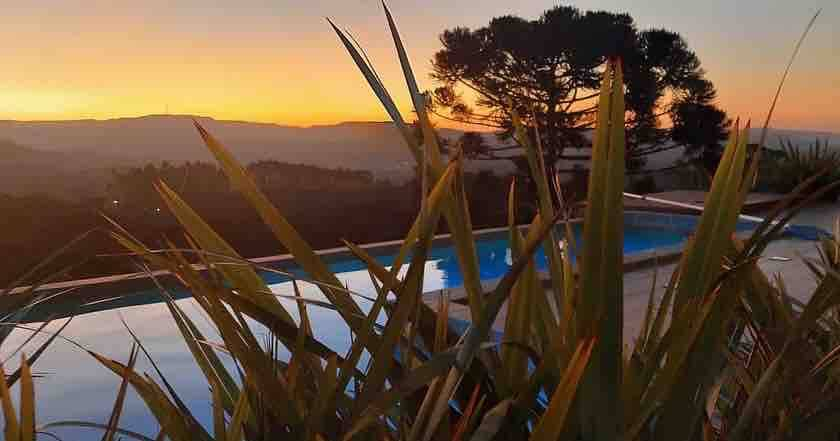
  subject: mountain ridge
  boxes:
[0,115,473,184]
[0,115,835,184]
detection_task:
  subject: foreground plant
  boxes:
[6,5,837,441]
[0,357,35,441]
[716,219,840,440]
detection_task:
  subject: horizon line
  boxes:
[0,113,837,136]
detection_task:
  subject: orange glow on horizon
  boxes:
[0,1,836,133]
[1,57,835,133]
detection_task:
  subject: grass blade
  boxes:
[38,421,157,441]
[0,362,20,440]
[530,338,596,441]
[102,345,139,441]
[577,59,625,441]
[88,351,212,441]
[6,318,73,387]
[191,122,367,331]
[326,19,420,163]
[226,388,251,441]
[382,1,423,116]
[155,179,295,326]
[353,165,450,413]
[20,354,35,441]
[211,385,227,441]
[420,209,560,441]
[466,399,512,441]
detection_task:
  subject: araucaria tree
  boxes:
[431,5,730,175]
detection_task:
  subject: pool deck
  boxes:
[424,202,838,346]
[623,190,784,214]
[423,237,825,346]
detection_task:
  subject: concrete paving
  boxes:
[424,202,839,347]
[623,190,785,214]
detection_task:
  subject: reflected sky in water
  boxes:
[1,224,690,438]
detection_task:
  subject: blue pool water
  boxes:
[1,213,746,438]
[261,221,692,296]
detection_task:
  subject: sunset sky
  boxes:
[1,0,836,132]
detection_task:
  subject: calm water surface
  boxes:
[3,222,699,437]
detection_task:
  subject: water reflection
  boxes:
[0,261,445,438]
[1,224,692,437]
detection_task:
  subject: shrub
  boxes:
[767,138,840,201]
[628,174,659,194]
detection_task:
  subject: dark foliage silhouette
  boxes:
[0,161,518,285]
[431,5,730,176]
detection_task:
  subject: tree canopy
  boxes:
[431,5,730,173]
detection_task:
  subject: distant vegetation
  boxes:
[3,134,836,287]
[0,139,114,199]
[0,160,521,285]
[762,138,840,201]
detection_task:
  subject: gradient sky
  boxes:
[1,0,836,132]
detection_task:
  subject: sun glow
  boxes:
[0,1,836,132]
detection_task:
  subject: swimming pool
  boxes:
[257,224,680,295]
[1,212,753,438]
[252,211,752,296]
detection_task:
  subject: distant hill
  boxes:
[0,115,835,192]
[0,116,477,182]
[0,139,121,198]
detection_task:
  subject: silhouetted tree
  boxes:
[431,5,730,177]
[457,132,491,159]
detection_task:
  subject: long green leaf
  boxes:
[577,59,625,441]
[155,179,295,326]
[89,352,213,441]
[226,387,251,441]
[326,19,420,163]
[353,158,452,413]
[191,124,364,326]
[38,421,157,441]
[466,399,512,441]
[510,105,565,312]
[344,349,458,440]
[0,362,19,440]
[500,182,532,395]
[102,345,139,441]
[332,10,486,321]
[531,338,596,441]
[420,209,560,441]
[20,354,34,441]
[382,1,423,121]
